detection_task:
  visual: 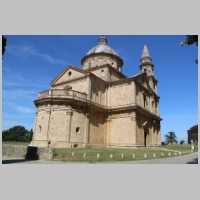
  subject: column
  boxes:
[84,113,90,146]
[32,111,38,141]
[106,118,111,146]
[131,112,137,144]
[87,76,92,100]
[66,110,72,142]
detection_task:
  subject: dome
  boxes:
[86,36,119,56]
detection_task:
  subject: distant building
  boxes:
[188,125,198,144]
[30,36,162,148]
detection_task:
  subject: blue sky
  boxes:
[2,35,198,142]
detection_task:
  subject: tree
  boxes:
[28,129,33,141]
[2,125,33,142]
[180,35,198,46]
[180,35,198,64]
[180,139,185,145]
[2,35,7,56]
[165,131,178,144]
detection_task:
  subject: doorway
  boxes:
[144,129,148,147]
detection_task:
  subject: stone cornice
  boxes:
[81,52,123,66]
[86,63,127,78]
[34,96,161,121]
[108,73,143,86]
[51,65,88,86]
[51,74,88,87]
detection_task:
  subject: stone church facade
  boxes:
[30,36,162,148]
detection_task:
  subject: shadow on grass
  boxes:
[187,158,198,164]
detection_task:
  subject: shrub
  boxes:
[180,140,185,145]
[161,141,166,146]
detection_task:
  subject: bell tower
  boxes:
[140,45,154,76]
[140,45,158,93]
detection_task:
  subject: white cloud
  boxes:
[6,44,66,65]
[16,106,35,114]
[3,67,50,88]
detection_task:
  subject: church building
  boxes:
[30,36,162,148]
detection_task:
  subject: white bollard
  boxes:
[132,153,135,159]
[83,153,86,158]
[144,153,147,159]
[121,153,124,159]
[97,153,100,159]
[168,152,171,156]
[110,154,113,159]
[72,152,75,156]
[153,153,156,158]
[179,152,181,155]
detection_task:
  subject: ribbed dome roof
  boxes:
[86,36,119,56]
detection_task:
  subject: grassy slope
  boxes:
[53,145,197,162]
[2,142,197,162]
[161,144,198,152]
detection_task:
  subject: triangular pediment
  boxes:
[51,66,87,85]
[134,73,151,90]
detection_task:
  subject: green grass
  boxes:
[53,146,197,163]
[161,144,198,152]
[2,141,30,146]
[3,141,197,162]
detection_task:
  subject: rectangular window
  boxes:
[76,127,80,134]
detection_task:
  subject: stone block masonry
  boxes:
[2,144,55,161]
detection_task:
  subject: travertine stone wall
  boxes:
[109,112,136,146]
[69,111,85,143]
[89,110,105,145]
[48,109,70,141]
[91,78,106,105]
[136,112,160,146]
[34,109,49,141]
[108,81,135,107]
[136,113,150,146]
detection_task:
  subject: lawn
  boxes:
[53,145,196,163]
[161,144,198,152]
[2,141,197,162]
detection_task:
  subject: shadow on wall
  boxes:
[25,146,39,160]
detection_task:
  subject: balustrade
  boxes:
[38,89,87,100]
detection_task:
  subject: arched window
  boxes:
[38,125,42,132]
[68,71,72,77]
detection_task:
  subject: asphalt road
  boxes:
[2,152,198,164]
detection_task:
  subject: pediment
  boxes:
[135,73,151,90]
[51,66,87,85]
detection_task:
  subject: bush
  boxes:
[161,141,166,146]
[180,140,185,145]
